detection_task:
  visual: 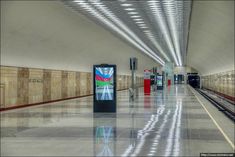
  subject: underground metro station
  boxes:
[0,0,234,156]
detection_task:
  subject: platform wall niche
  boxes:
[0,66,144,109]
[201,70,235,101]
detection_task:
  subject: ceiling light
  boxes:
[133,18,143,21]
[121,3,133,7]
[140,26,148,29]
[130,15,141,18]
[124,8,136,11]
[138,23,146,26]
[148,0,179,66]
[135,21,144,24]
[74,0,165,65]
[163,1,182,66]
[127,12,138,15]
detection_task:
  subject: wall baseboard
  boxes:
[0,88,130,112]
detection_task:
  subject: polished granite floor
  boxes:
[1,85,234,156]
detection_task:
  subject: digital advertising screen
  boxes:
[157,75,163,86]
[95,67,114,101]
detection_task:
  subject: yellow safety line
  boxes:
[190,87,235,150]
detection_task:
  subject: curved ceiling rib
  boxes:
[63,0,192,67]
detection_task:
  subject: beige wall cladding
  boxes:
[0,66,18,107]
[117,75,121,90]
[125,76,128,88]
[29,69,43,104]
[228,71,235,96]
[202,70,235,99]
[67,72,76,97]
[128,76,131,88]
[79,72,88,96]
[43,69,51,102]
[116,75,143,90]
[0,84,5,107]
[86,73,92,95]
[123,76,127,89]
[61,71,68,98]
[0,66,144,109]
[119,76,122,89]
[75,72,80,96]
[51,70,62,100]
[17,67,29,105]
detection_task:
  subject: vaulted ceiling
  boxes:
[0,0,159,75]
[1,0,234,76]
[64,0,192,67]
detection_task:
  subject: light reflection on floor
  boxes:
[1,85,233,156]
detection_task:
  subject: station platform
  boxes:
[1,85,234,156]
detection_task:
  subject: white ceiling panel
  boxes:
[187,0,234,75]
[0,0,159,75]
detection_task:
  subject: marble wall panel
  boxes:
[80,72,88,96]
[86,73,92,95]
[61,71,68,98]
[123,76,126,89]
[128,76,131,88]
[1,66,144,108]
[17,68,29,105]
[0,84,4,107]
[0,66,18,107]
[136,77,140,87]
[124,76,127,89]
[119,76,124,89]
[67,72,76,97]
[126,76,129,88]
[228,71,235,96]
[75,72,80,96]
[28,69,43,104]
[202,70,235,98]
[119,76,122,89]
[43,69,51,102]
[117,75,121,90]
[51,70,62,100]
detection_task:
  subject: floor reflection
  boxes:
[93,114,116,156]
[1,86,233,156]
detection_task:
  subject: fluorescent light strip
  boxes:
[128,12,138,15]
[148,1,179,66]
[110,1,170,63]
[140,26,148,29]
[163,0,182,66]
[130,15,141,18]
[135,21,145,24]
[145,32,171,61]
[133,18,143,21]
[89,1,165,65]
[74,0,164,65]
[124,8,136,11]
[121,3,133,7]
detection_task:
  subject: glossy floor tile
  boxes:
[1,85,234,156]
